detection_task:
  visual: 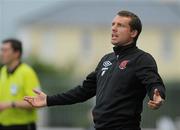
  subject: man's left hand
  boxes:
[148,89,164,110]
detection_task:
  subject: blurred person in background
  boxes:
[0,39,40,130]
[156,116,176,130]
[24,10,166,130]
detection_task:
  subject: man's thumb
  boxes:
[154,89,160,97]
[33,89,41,95]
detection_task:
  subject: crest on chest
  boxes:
[119,60,129,70]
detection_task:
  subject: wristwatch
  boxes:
[11,102,16,108]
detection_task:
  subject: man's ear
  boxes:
[131,30,138,38]
[14,51,20,59]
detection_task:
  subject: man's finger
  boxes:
[148,104,159,110]
[148,102,159,109]
[24,97,33,104]
[24,97,32,102]
[148,100,162,109]
[33,89,41,95]
[149,100,161,104]
[24,96,35,103]
[148,102,158,106]
[148,100,161,107]
[24,96,33,100]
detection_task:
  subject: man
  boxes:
[0,39,40,130]
[24,10,166,130]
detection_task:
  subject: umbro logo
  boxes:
[103,61,112,67]
[101,61,112,76]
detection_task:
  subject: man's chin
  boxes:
[111,41,119,46]
[1,60,9,65]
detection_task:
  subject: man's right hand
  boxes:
[24,89,47,108]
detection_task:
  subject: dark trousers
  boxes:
[0,123,36,130]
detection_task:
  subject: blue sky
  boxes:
[0,0,65,41]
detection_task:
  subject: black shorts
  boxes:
[0,123,36,130]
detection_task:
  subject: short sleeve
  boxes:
[23,67,41,96]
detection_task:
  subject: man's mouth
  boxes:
[112,34,118,39]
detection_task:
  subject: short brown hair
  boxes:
[2,38,23,58]
[117,10,142,42]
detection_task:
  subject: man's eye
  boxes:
[118,24,124,27]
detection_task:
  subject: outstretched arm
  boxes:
[46,71,97,106]
[24,55,107,108]
[24,71,97,108]
[135,53,166,110]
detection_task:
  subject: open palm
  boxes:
[24,89,47,108]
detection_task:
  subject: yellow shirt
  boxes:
[0,63,40,126]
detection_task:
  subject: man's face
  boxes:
[111,15,136,46]
[0,43,18,65]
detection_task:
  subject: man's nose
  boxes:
[112,25,117,32]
